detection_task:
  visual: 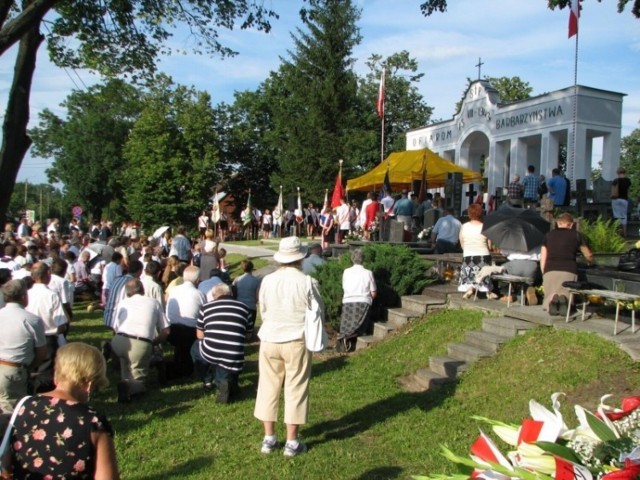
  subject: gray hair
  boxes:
[211,283,232,299]
[1,279,28,303]
[351,248,364,265]
[183,265,200,284]
[125,278,144,297]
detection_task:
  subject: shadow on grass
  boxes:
[305,383,455,447]
[132,455,214,480]
[356,466,404,479]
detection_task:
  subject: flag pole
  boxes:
[568,0,580,187]
[378,67,386,163]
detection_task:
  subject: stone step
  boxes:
[420,284,459,301]
[401,295,446,314]
[356,335,377,350]
[465,330,510,354]
[482,317,537,338]
[447,342,493,363]
[429,355,468,378]
[413,368,454,390]
[387,308,423,328]
[502,305,555,326]
[373,321,396,339]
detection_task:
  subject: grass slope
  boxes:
[73,304,640,480]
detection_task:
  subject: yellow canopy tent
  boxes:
[347,149,482,192]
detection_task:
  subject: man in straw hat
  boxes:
[254,236,322,457]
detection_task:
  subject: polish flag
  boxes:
[377,68,385,118]
[555,457,593,480]
[568,0,579,38]
[470,431,511,469]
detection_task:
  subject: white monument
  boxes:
[406,80,624,207]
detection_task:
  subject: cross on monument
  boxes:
[466,183,478,203]
[475,57,484,80]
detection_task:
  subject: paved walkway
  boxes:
[432,283,640,361]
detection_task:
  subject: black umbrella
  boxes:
[481,205,550,252]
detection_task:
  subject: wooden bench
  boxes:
[475,274,535,308]
[565,288,639,335]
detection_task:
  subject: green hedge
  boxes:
[313,244,434,330]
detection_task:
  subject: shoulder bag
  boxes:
[0,395,31,471]
[611,181,619,199]
[304,275,328,353]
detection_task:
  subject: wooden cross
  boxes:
[475,57,484,80]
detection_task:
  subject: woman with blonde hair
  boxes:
[4,342,119,479]
[199,229,219,281]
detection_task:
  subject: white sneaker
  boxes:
[260,438,278,454]
[283,441,307,458]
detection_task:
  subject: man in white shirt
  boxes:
[26,262,69,392]
[335,197,350,244]
[112,278,170,402]
[166,265,205,379]
[140,260,165,307]
[0,280,48,411]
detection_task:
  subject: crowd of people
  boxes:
[0,208,383,475]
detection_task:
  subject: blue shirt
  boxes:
[522,174,539,200]
[547,176,566,206]
[393,198,414,216]
[432,214,462,244]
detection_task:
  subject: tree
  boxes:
[420,0,640,18]
[264,0,362,203]
[122,76,219,228]
[214,91,280,211]
[620,127,640,200]
[0,0,279,224]
[29,79,143,220]
[8,181,65,225]
[355,51,433,172]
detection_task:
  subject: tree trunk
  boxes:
[0,22,43,224]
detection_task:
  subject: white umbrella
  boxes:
[152,226,170,239]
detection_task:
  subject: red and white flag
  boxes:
[568,0,579,38]
[377,68,385,118]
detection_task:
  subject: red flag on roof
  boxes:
[568,0,579,38]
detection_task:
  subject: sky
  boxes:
[1,0,639,186]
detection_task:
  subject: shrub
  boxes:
[313,244,434,330]
[578,216,626,253]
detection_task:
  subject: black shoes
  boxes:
[548,294,569,316]
[117,381,131,403]
[216,380,230,404]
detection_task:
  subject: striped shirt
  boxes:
[197,297,250,372]
[103,274,133,329]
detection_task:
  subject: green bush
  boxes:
[578,216,626,253]
[313,244,434,330]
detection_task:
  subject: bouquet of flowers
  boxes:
[418,227,433,241]
[415,393,640,480]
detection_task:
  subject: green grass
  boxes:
[68,302,640,479]
[225,253,269,278]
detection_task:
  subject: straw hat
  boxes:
[273,236,307,264]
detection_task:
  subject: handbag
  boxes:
[611,181,619,199]
[0,395,30,463]
[304,275,328,353]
